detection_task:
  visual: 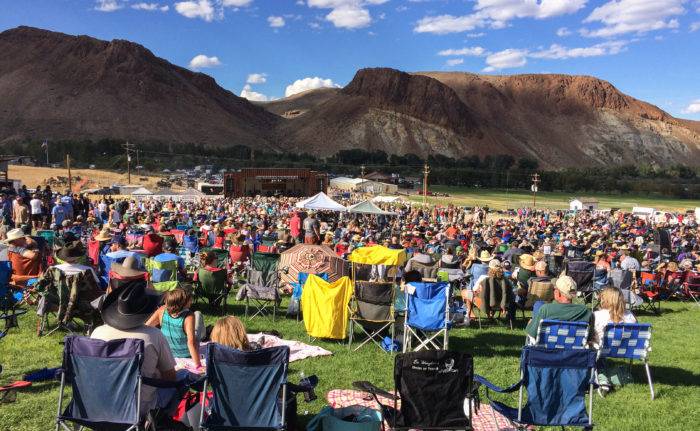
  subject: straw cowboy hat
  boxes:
[99,280,161,330]
[111,255,147,279]
[519,254,536,271]
[4,228,27,244]
[94,229,112,242]
[478,250,493,262]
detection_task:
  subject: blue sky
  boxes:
[1,0,700,118]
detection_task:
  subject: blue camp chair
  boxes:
[598,323,654,400]
[403,282,450,352]
[534,319,590,350]
[475,346,598,430]
[0,261,26,333]
[199,344,290,430]
[55,336,150,431]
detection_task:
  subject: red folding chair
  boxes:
[683,272,700,306]
[639,271,662,314]
[664,271,688,300]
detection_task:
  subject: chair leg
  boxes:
[645,361,655,400]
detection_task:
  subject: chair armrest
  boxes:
[352,380,398,400]
[474,374,521,393]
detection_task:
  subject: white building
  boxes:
[330,177,398,194]
[569,197,599,211]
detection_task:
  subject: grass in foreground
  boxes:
[408,186,700,212]
[1,300,699,430]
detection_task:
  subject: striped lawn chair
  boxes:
[599,323,654,400]
[534,319,589,350]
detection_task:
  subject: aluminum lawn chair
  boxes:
[533,319,590,350]
[598,323,654,400]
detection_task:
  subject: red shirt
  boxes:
[142,233,164,257]
[289,215,301,237]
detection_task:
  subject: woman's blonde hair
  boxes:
[599,287,625,323]
[488,266,504,278]
[210,316,250,351]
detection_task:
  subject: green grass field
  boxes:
[407,186,700,212]
[1,298,699,430]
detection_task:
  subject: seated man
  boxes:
[5,228,43,286]
[525,276,592,343]
[523,260,554,311]
[92,280,177,415]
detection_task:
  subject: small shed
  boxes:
[570,197,599,211]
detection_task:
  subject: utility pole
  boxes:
[123,141,135,184]
[531,172,540,208]
[423,162,430,206]
[136,148,141,177]
[42,139,49,166]
[360,164,366,180]
[66,154,72,192]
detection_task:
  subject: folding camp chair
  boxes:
[348,281,396,351]
[638,272,662,314]
[475,346,597,430]
[683,272,700,306]
[37,229,56,251]
[663,270,687,299]
[200,247,230,270]
[355,349,477,430]
[598,323,654,400]
[199,344,289,430]
[196,267,230,314]
[242,252,281,320]
[533,319,590,350]
[145,258,179,292]
[56,336,153,431]
[0,261,26,332]
[565,260,597,304]
[403,282,451,352]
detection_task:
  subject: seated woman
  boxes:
[463,259,512,319]
[146,288,205,371]
[210,316,259,351]
[592,286,637,346]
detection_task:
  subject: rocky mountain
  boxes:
[1,26,699,168]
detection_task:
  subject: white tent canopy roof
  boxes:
[131,187,153,195]
[347,200,396,215]
[371,195,404,203]
[295,192,347,211]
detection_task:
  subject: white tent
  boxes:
[372,195,404,203]
[347,200,396,215]
[131,187,153,196]
[295,192,346,211]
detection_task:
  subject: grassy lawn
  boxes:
[1,299,699,430]
[407,186,700,212]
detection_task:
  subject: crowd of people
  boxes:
[2,187,699,425]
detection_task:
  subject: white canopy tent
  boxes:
[346,200,396,216]
[371,195,404,203]
[130,187,153,196]
[295,192,347,211]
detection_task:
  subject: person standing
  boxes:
[51,197,66,226]
[30,194,44,230]
[289,211,302,244]
[12,196,29,229]
[302,211,320,245]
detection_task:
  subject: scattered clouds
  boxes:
[437,46,486,56]
[465,32,485,38]
[175,0,216,21]
[240,84,269,102]
[222,0,253,6]
[683,100,700,114]
[132,2,169,12]
[94,0,123,12]
[188,54,221,69]
[581,0,685,38]
[285,77,341,97]
[691,22,700,32]
[268,15,286,27]
[415,0,587,34]
[445,58,464,67]
[529,40,628,59]
[483,49,528,72]
[307,0,387,29]
[556,27,572,36]
[246,73,267,84]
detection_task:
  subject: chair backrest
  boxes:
[685,272,700,290]
[600,323,651,360]
[405,282,449,331]
[37,230,56,248]
[411,261,438,280]
[565,260,595,292]
[609,269,633,290]
[146,258,179,291]
[394,350,472,429]
[520,346,597,427]
[204,343,289,430]
[198,267,228,294]
[251,252,280,275]
[60,336,144,427]
[0,260,12,308]
[354,281,394,321]
[535,319,589,350]
[525,277,554,308]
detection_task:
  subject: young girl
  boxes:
[146,288,204,369]
[210,316,255,351]
[593,287,637,345]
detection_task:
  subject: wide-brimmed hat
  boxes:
[111,255,147,278]
[56,241,85,263]
[478,250,493,262]
[94,229,112,242]
[4,228,27,244]
[519,254,536,271]
[555,276,577,300]
[488,259,501,269]
[100,280,161,330]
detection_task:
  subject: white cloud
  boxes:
[175,0,216,21]
[307,0,385,29]
[530,40,628,59]
[437,46,486,56]
[285,77,340,97]
[268,16,286,27]
[188,54,221,69]
[691,22,700,32]
[95,0,123,12]
[246,73,268,84]
[132,3,169,11]
[483,49,528,71]
[222,0,253,6]
[556,26,571,36]
[415,0,587,34]
[446,58,465,66]
[240,84,269,102]
[465,32,486,38]
[582,0,685,38]
[683,100,700,114]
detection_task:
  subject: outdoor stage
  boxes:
[224,168,328,197]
